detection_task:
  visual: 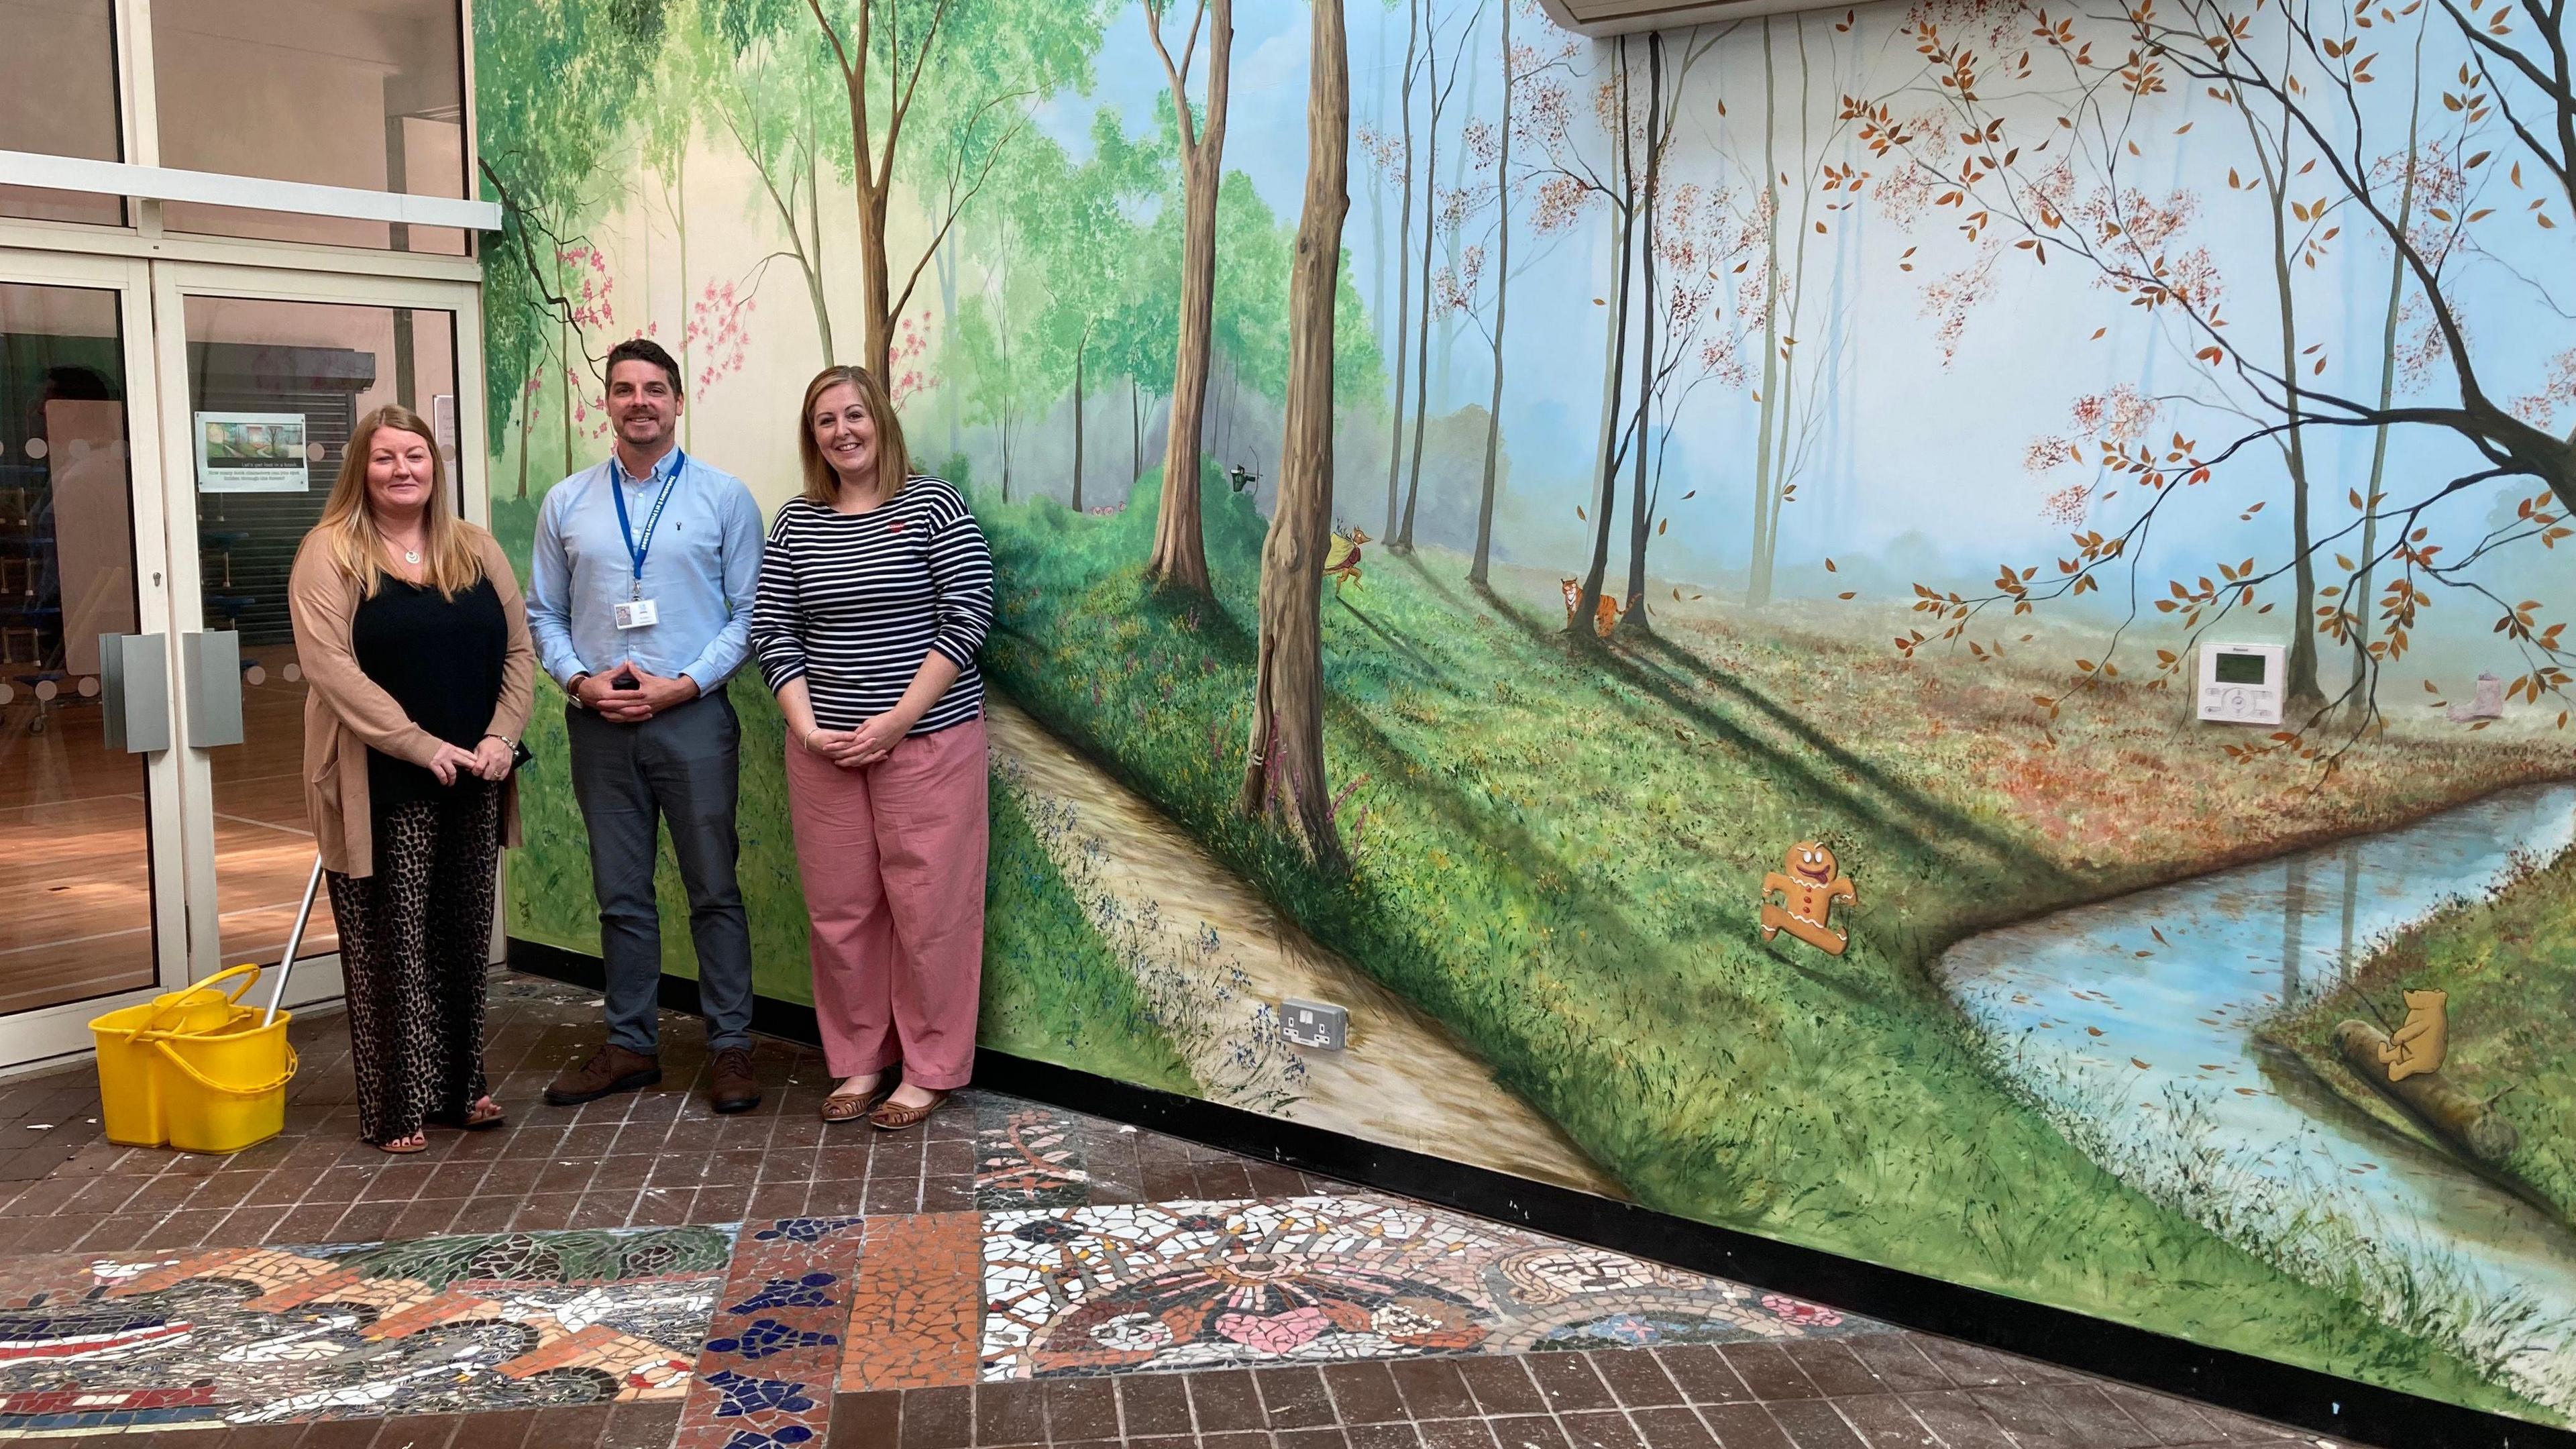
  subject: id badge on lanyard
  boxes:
[611,455,682,631]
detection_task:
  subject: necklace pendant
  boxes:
[403,549,421,565]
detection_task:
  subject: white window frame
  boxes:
[0,0,494,277]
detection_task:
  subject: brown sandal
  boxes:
[374,1132,428,1155]
[820,1081,892,1123]
[867,1090,948,1132]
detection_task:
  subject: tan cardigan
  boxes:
[289,526,535,879]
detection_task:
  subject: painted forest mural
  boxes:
[474,0,2576,1420]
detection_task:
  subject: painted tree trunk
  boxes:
[1468,0,1512,590]
[1073,331,1087,513]
[1396,36,1442,555]
[1384,0,1419,540]
[2353,76,2420,706]
[857,177,896,385]
[1618,34,1663,635]
[802,136,835,364]
[1748,20,1782,609]
[1574,42,1634,640]
[674,146,693,451]
[1149,0,1234,595]
[1752,19,1815,608]
[1241,0,1350,874]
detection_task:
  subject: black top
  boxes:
[351,576,506,811]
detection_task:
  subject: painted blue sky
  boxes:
[1024,0,2575,633]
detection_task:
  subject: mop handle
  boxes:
[262,855,325,1026]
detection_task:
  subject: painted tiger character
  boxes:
[1561,578,1621,637]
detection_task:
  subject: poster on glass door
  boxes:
[195,412,310,492]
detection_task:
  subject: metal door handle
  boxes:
[182,631,245,748]
[99,633,171,753]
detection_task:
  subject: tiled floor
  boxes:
[0,973,2361,1448]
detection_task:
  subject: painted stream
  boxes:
[1939,782,2576,1409]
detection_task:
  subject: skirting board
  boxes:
[506,936,2569,1449]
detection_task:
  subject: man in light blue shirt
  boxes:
[527,337,767,1114]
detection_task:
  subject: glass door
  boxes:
[0,249,192,1065]
[150,262,485,996]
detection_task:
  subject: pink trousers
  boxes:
[784,716,989,1088]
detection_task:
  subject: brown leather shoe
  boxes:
[710,1046,762,1114]
[544,1044,662,1106]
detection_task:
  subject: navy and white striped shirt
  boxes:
[751,478,995,735]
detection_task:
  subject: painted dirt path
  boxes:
[985,698,1625,1201]
[1941,782,2576,1412]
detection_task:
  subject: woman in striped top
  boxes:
[753,364,996,1130]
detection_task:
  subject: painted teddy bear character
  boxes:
[1761,841,1857,957]
[2377,988,2449,1083]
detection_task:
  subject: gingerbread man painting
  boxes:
[1762,841,1857,956]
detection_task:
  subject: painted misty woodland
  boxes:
[474,0,2576,1422]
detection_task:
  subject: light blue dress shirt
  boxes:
[527,447,765,693]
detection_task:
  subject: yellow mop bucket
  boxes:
[91,962,299,1153]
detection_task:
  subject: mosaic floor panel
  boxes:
[0,1228,731,1432]
[673,1218,867,1449]
[977,1195,1884,1381]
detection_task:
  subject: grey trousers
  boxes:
[564,691,755,1055]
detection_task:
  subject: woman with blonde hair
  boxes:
[290,405,535,1152]
[751,364,994,1130]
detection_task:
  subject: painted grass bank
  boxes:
[2266,849,2576,1222]
[975,470,2570,1417]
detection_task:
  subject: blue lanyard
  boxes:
[608,450,684,597]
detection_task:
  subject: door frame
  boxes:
[0,247,195,1070]
[146,261,490,1002]
[0,250,490,1073]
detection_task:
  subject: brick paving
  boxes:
[0,973,2361,1448]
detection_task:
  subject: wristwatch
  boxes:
[566,672,591,708]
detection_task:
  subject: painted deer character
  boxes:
[1560,578,1620,637]
[1325,525,1370,595]
[2376,989,2450,1083]
[1761,841,1857,956]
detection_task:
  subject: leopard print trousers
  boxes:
[325,779,502,1146]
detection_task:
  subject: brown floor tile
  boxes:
[370,1417,461,1449]
[1348,1426,1427,1449]
[1558,1409,1648,1449]
[1118,1372,1197,1437]
[1185,1361,1267,1433]
[1842,1338,1951,1395]
[1042,1376,1121,1440]
[1279,1428,1358,1449]
[1456,1355,1547,1417]
[1591,1348,1686,1407]
[1768,1399,1870,1449]
[1629,1405,1721,1449]
[896,1383,972,1449]
[1526,1352,1618,1413]
[1900,1392,2017,1449]
[2037,1385,2161,1449]
[1486,1417,1574,1449]
[602,1399,685,1449]
[1829,1394,1939,1449]
[1389,1356,1480,1420]
[1782,1342,1884,1398]
[975,1379,1047,1443]
[1419,1419,1503,1449]
[831,1389,903,1449]
[1695,1402,1795,1449]
[1718,1343,1824,1402]
[1909,1339,2021,1391]
[1258,1364,1340,1429]
[1325,1360,1413,1425]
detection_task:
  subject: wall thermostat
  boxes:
[1281,999,1348,1051]
[2197,643,2285,725]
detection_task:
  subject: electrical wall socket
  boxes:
[1281,998,1348,1051]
